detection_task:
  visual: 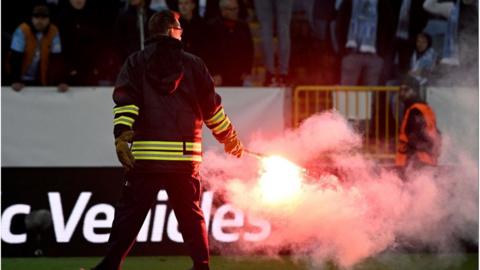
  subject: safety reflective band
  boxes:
[113,116,135,127]
[132,141,202,161]
[132,141,202,152]
[132,151,202,162]
[205,108,225,126]
[113,105,139,115]
[212,116,231,134]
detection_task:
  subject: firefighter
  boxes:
[91,10,243,270]
[395,76,440,169]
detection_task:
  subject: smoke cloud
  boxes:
[200,112,478,268]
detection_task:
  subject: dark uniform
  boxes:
[94,35,240,270]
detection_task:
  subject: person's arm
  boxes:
[194,57,243,157]
[9,27,26,89]
[113,55,141,139]
[416,49,437,77]
[112,56,142,169]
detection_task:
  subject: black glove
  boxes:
[115,130,135,171]
[224,131,244,158]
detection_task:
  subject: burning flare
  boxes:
[256,155,305,205]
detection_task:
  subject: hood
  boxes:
[144,35,184,95]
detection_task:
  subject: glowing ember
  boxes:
[257,155,304,204]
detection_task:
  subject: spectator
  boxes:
[203,0,249,21]
[57,0,101,85]
[387,0,430,78]
[149,0,177,11]
[335,0,395,136]
[205,0,254,86]
[89,0,125,86]
[8,5,68,92]
[335,0,395,87]
[310,0,339,85]
[395,76,441,169]
[409,32,437,87]
[254,0,294,86]
[114,0,156,65]
[423,0,460,65]
[178,0,208,59]
[390,33,436,122]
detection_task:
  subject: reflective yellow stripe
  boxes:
[132,151,202,162]
[212,117,231,134]
[133,151,184,156]
[205,108,225,126]
[113,105,139,114]
[113,120,133,127]
[113,108,139,115]
[134,156,202,161]
[114,115,135,124]
[132,141,202,152]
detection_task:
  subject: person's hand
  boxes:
[115,130,135,171]
[224,131,244,158]
[11,82,24,92]
[213,74,222,86]
[58,83,69,93]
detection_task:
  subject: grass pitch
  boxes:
[2,254,478,270]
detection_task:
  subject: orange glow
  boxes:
[257,155,305,205]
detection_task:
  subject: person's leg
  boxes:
[340,53,362,85]
[397,39,415,74]
[276,0,294,76]
[363,54,385,137]
[441,1,460,65]
[165,172,209,270]
[364,54,383,86]
[338,53,363,119]
[93,173,159,270]
[254,0,275,78]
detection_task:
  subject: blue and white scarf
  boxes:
[396,0,412,40]
[346,0,378,53]
[411,47,437,84]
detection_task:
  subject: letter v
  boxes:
[49,192,92,243]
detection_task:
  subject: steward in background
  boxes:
[8,4,68,92]
[396,76,441,169]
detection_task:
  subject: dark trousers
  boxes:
[93,171,210,270]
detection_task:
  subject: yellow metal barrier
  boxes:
[293,85,400,160]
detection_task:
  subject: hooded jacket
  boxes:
[396,100,440,167]
[112,36,235,173]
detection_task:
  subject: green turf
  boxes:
[2,254,478,270]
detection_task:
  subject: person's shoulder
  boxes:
[237,20,251,30]
[48,23,60,33]
[182,51,205,66]
[17,22,31,32]
[206,16,222,26]
[125,49,145,68]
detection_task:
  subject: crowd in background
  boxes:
[1,0,478,92]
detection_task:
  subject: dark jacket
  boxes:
[114,5,156,64]
[57,3,100,85]
[113,36,235,173]
[335,0,395,57]
[180,16,208,60]
[205,17,254,86]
